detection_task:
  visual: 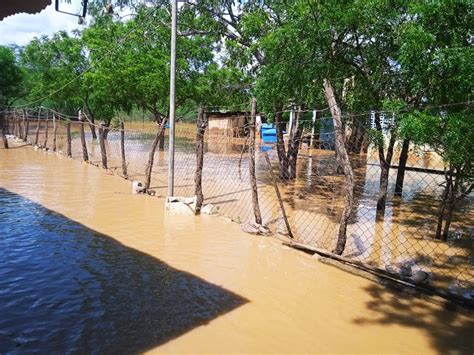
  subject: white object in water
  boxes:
[165,195,197,215]
[132,181,145,194]
[201,204,215,215]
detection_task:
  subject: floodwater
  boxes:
[1,146,473,354]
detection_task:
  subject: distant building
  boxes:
[206,111,250,138]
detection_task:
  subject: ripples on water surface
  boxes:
[0,188,246,354]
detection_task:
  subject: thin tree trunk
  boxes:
[35,109,41,146]
[158,126,165,151]
[120,121,128,178]
[88,112,97,140]
[249,97,262,225]
[195,107,207,214]
[66,121,72,158]
[394,139,410,196]
[442,171,459,241]
[286,109,302,179]
[99,122,108,169]
[144,120,167,190]
[0,110,8,149]
[323,78,355,255]
[79,111,89,162]
[374,112,396,218]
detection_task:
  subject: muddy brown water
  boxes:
[0,145,473,353]
[24,121,474,297]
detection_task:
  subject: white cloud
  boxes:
[0,3,85,46]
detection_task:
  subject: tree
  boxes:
[0,45,24,149]
[0,46,24,107]
[400,111,473,241]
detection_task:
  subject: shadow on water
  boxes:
[353,281,474,355]
[0,188,248,354]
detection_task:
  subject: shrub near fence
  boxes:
[2,106,473,305]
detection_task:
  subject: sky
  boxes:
[0,3,82,47]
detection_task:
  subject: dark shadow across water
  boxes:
[0,188,248,354]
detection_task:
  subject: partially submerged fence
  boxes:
[1,105,472,305]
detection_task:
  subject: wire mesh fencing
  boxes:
[2,106,472,304]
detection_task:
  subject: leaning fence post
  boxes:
[35,108,41,146]
[263,152,293,238]
[144,120,167,190]
[78,111,89,162]
[195,107,208,214]
[249,97,263,225]
[98,121,108,169]
[66,121,72,158]
[52,113,58,152]
[43,112,49,149]
[323,78,355,255]
[120,120,128,178]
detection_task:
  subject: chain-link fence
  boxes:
[1,106,472,304]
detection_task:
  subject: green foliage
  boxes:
[0,46,24,106]
[399,111,474,175]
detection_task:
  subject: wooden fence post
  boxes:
[144,120,167,190]
[120,120,128,178]
[323,78,355,255]
[14,112,20,138]
[249,97,263,225]
[0,109,8,149]
[263,152,293,238]
[195,107,208,214]
[43,113,49,149]
[66,121,72,158]
[52,113,58,152]
[35,108,41,146]
[99,121,108,169]
[24,112,30,143]
[21,109,26,141]
[79,111,89,162]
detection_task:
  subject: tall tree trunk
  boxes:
[286,109,302,179]
[374,112,396,219]
[441,170,460,241]
[158,127,165,151]
[195,107,207,213]
[249,97,262,225]
[144,120,167,190]
[88,112,97,140]
[274,103,288,179]
[394,139,410,196]
[323,79,355,255]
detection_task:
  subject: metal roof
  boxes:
[0,0,51,21]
